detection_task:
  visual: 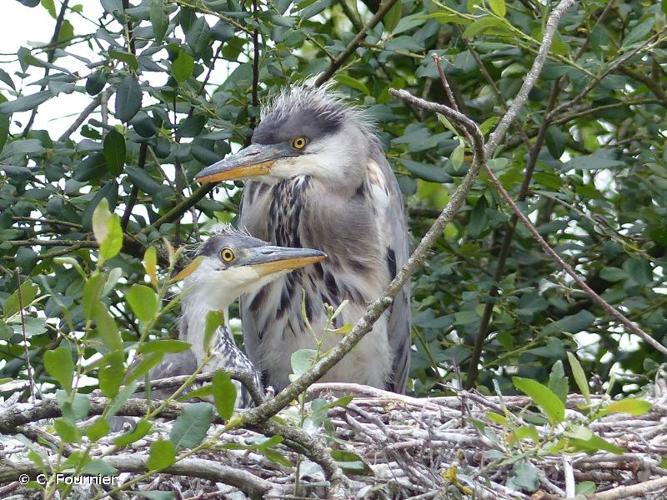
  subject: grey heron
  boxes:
[196,86,411,393]
[146,227,327,405]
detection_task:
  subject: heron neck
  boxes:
[181,289,231,364]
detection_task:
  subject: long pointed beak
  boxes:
[195,143,294,183]
[242,246,326,277]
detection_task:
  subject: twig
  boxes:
[121,143,148,231]
[588,476,667,500]
[7,239,97,248]
[58,88,115,142]
[2,457,283,498]
[485,0,576,157]
[563,455,575,497]
[481,162,667,355]
[131,370,266,407]
[314,0,400,86]
[15,270,36,404]
[547,31,666,121]
[22,0,71,137]
[142,184,215,233]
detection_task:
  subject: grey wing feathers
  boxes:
[371,145,412,393]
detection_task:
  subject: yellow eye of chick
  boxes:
[292,136,307,149]
[220,248,235,263]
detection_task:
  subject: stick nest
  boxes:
[1,384,666,499]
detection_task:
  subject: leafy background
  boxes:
[1,0,666,403]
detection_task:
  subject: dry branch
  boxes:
[2,392,666,498]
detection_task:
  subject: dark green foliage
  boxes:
[0,0,665,412]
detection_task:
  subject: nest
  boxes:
[1,384,666,499]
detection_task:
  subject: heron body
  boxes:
[196,87,411,393]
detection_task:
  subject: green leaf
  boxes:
[92,198,123,263]
[86,417,110,442]
[203,310,224,353]
[170,402,214,449]
[264,449,292,467]
[150,0,168,43]
[601,399,652,417]
[576,481,596,495]
[113,419,153,447]
[3,281,39,319]
[82,459,117,476]
[392,13,427,35]
[99,351,124,398]
[331,449,372,474]
[0,112,9,154]
[384,1,401,32]
[125,165,162,195]
[114,75,142,122]
[93,302,123,351]
[185,16,211,55]
[86,70,107,95]
[450,140,465,170]
[83,273,105,320]
[107,381,139,417]
[212,370,237,420]
[126,284,159,322]
[143,247,158,288]
[110,50,138,71]
[126,352,164,383]
[487,0,506,17]
[563,150,624,170]
[42,0,57,17]
[140,339,191,354]
[401,159,451,183]
[468,195,488,238]
[44,346,74,394]
[291,348,317,377]
[507,460,539,491]
[513,377,565,424]
[103,129,126,175]
[172,50,194,84]
[569,433,624,454]
[567,352,590,404]
[147,439,176,470]
[0,91,51,114]
[54,418,81,443]
[622,18,655,48]
[463,16,510,38]
[56,390,90,422]
[548,360,568,403]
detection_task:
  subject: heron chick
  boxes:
[150,227,327,405]
[196,86,411,393]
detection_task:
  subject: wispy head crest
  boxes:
[260,82,374,136]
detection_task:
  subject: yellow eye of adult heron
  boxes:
[220,248,235,263]
[291,136,308,149]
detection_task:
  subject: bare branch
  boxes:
[314,0,400,87]
[58,88,115,142]
[485,0,576,157]
[1,457,282,498]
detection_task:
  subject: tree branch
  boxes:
[314,0,400,87]
[485,0,576,157]
[1,457,282,499]
[58,88,115,142]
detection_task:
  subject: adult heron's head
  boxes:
[195,85,374,186]
[183,226,326,309]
